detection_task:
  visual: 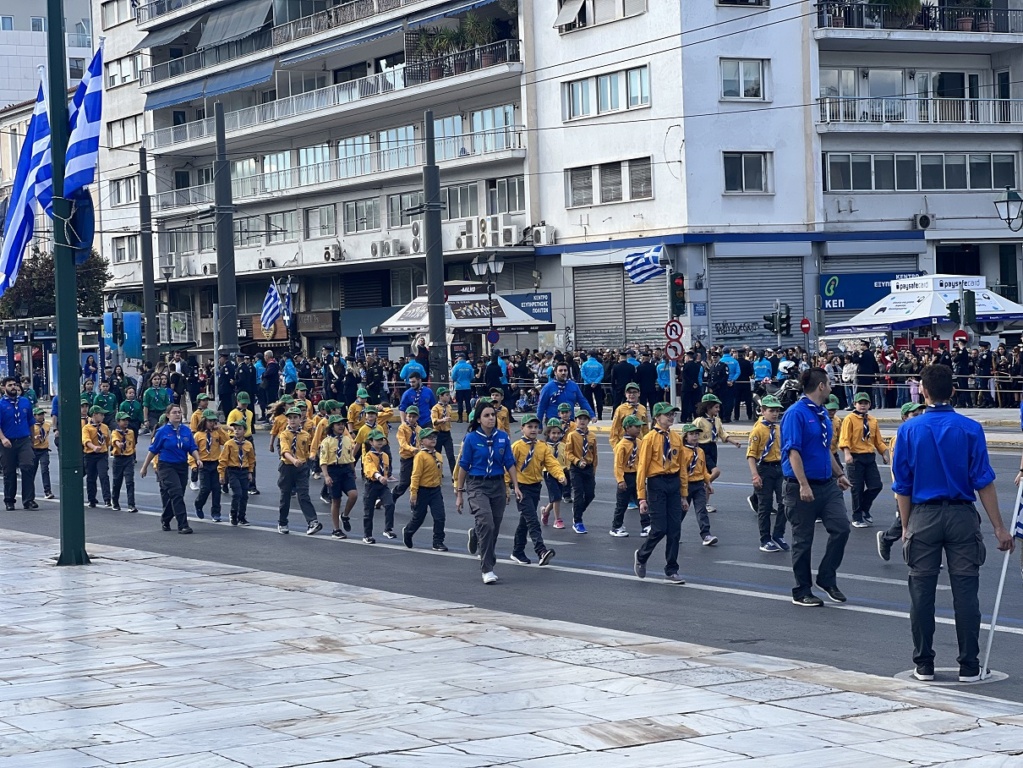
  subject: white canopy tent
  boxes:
[825,274,1023,336]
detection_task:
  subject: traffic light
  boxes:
[669,273,686,317]
[763,311,779,334]
[778,303,792,336]
[963,290,976,325]
[947,300,961,325]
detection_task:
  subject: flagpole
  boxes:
[980,479,1023,678]
[48,0,89,564]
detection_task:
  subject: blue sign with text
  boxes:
[504,292,553,322]
[819,271,922,312]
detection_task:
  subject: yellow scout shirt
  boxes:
[636,428,687,500]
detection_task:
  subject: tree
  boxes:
[0,248,111,319]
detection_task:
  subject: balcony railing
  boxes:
[144,40,520,150]
[153,126,525,211]
[816,2,1023,32]
[66,32,93,48]
[817,96,1023,125]
[139,29,272,86]
[136,0,212,24]
[272,0,417,46]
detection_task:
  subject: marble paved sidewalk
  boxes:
[3,532,1023,768]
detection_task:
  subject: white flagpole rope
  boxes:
[980,476,1023,678]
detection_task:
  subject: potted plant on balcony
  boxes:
[463,11,498,65]
[870,0,921,29]
[436,26,466,75]
[974,0,995,31]
[417,30,446,81]
[948,0,977,30]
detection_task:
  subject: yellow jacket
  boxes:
[319,434,355,466]
[609,402,649,446]
[613,435,641,483]
[636,428,687,500]
[512,439,564,485]
[82,422,110,454]
[564,429,598,469]
[746,419,781,463]
[111,427,136,457]
[410,448,444,491]
[839,412,887,456]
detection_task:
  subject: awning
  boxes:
[376,282,556,335]
[280,21,402,66]
[554,0,585,27]
[130,15,204,52]
[203,59,275,98]
[410,0,501,28]
[144,78,206,111]
[197,0,273,49]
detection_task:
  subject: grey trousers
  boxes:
[467,475,507,573]
[784,478,850,598]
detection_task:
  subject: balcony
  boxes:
[139,30,272,86]
[272,0,420,45]
[135,0,219,25]
[143,41,521,151]
[816,2,1023,32]
[66,33,93,48]
[152,126,526,213]
[817,96,1023,131]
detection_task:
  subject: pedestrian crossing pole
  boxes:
[48,0,89,565]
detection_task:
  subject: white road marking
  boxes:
[714,559,950,590]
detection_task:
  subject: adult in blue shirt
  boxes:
[781,368,851,608]
[580,350,606,421]
[537,361,593,425]
[454,400,521,584]
[893,364,1013,682]
[399,371,436,427]
[753,351,773,382]
[450,355,475,423]
[140,403,201,534]
[400,358,426,383]
[0,376,38,510]
[282,354,299,395]
[656,357,672,403]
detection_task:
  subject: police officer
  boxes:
[217,351,236,415]
[893,364,1013,682]
[781,368,852,607]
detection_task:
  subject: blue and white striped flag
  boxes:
[0,84,50,298]
[260,281,282,329]
[283,285,292,329]
[355,330,366,361]
[624,244,665,285]
[64,43,104,200]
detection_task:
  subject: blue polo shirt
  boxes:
[458,428,515,477]
[781,396,834,482]
[451,361,474,391]
[892,404,995,504]
[148,423,199,464]
[537,379,593,424]
[0,395,33,439]
[399,385,436,427]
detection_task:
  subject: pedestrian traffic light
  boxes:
[963,289,977,325]
[778,303,792,336]
[669,273,686,317]
[763,311,778,334]
[947,300,961,325]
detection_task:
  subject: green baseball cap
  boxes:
[490,387,504,395]
[520,414,540,426]
[681,423,701,433]
[296,400,308,408]
[196,393,210,401]
[575,410,591,420]
[202,408,218,420]
[436,386,449,396]
[328,415,346,425]
[625,382,640,392]
[363,405,379,414]
[653,402,680,417]
[826,394,840,410]
[405,406,419,416]
[701,393,722,405]
[115,412,130,421]
[853,392,870,404]
[622,415,644,428]
[285,407,302,416]
[900,402,923,416]
[32,407,44,415]
[760,395,782,410]
[88,405,107,415]
[367,429,385,441]
[280,395,295,404]
[295,382,307,391]
[357,388,369,399]
[230,419,247,428]
[236,392,250,404]
[418,427,436,439]
[557,403,572,412]
[546,418,564,429]
[80,396,92,405]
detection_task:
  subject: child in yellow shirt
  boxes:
[403,428,447,551]
[682,423,717,546]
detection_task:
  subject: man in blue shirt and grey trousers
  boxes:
[893,364,1013,683]
[781,368,852,608]
[0,377,38,509]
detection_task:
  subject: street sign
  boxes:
[665,339,685,361]
[486,329,500,344]
[953,329,968,343]
[664,319,684,341]
[800,317,811,334]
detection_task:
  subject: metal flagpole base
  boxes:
[56,548,91,566]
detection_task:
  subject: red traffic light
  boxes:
[672,276,684,287]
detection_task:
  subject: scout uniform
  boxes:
[564,413,598,532]
[509,415,563,565]
[318,415,358,537]
[219,421,255,525]
[119,395,144,437]
[391,406,421,507]
[746,395,787,551]
[403,428,447,550]
[429,388,456,473]
[190,394,211,432]
[839,392,889,527]
[194,410,229,522]
[634,402,688,582]
[82,406,111,507]
[294,382,313,414]
[877,401,924,560]
[608,383,650,447]
[361,430,395,543]
[826,395,842,460]
[142,385,170,431]
[556,403,575,502]
[490,388,513,433]
[110,413,138,513]
[693,393,730,471]
[276,407,323,535]
[93,387,119,428]
[542,419,570,527]
[269,395,296,450]
[354,406,397,457]
[610,414,649,536]
[31,408,53,499]
[682,425,716,545]
[227,392,259,495]
[348,389,370,430]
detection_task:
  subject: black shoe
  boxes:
[432,543,448,552]
[818,584,847,603]
[231,516,238,526]
[913,664,935,681]
[634,550,646,579]
[44,492,54,500]
[959,667,982,683]
[3,502,13,511]
[162,523,172,532]
[792,594,824,607]
[23,501,38,510]
[239,517,250,526]
[746,494,757,513]
[382,529,396,540]
[467,527,478,555]
[178,526,193,534]
[509,552,530,565]
[363,536,376,544]
[128,507,138,514]
[331,529,347,539]
[538,548,556,567]
[211,515,222,523]
[342,516,352,532]
[877,531,892,562]
[87,502,97,508]
[402,526,413,548]
[222,484,230,494]
[112,504,121,511]
[249,488,260,496]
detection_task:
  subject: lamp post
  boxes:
[471,253,505,353]
[994,185,1023,232]
[161,263,174,360]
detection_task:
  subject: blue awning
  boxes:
[130,14,204,52]
[144,78,206,110]
[409,0,501,29]
[204,59,275,97]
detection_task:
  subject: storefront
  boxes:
[571,264,667,350]
[706,254,805,349]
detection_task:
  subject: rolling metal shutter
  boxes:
[624,274,667,347]
[573,265,624,350]
[707,257,804,349]
[820,254,919,273]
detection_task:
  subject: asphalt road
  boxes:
[5,421,1023,700]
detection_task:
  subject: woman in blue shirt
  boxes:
[455,401,521,585]
[450,355,474,423]
[141,404,202,534]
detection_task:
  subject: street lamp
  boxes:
[994,186,1023,232]
[471,253,505,352]
[161,263,174,358]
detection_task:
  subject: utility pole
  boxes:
[213,102,239,358]
[139,147,158,365]
[422,109,447,384]
[48,0,89,565]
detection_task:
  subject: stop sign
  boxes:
[800,317,811,334]
[953,329,968,343]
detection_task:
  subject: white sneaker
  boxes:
[189,480,200,491]
[277,524,289,534]
[482,571,498,585]
[609,528,629,538]
[641,526,651,537]
[702,534,719,546]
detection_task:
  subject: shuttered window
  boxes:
[568,167,594,206]
[600,163,623,203]
[707,257,803,348]
[573,266,624,349]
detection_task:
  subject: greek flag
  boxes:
[355,330,366,361]
[0,84,51,298]
[64,44,104,199]
[260,281,282,329]
[624,244,665,285]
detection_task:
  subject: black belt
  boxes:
[786,477,832,486]
[917,498,973,506]
[758,460,781,466]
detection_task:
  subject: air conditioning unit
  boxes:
[411,220,422,239]
[370,240,384,258]
[323,246,333,262]
[382,240,392,257]
[388,238,402,257]
[977,320,1003,334]
[479,232,490,248]
[913,213,934,230]
[176,256,196,278]
[199,318,214,333]
[331,243,344,261]
[478,215,502,237]
[501,225,522,246]
[411,235,423,254]
[201,262,217,276]
[258,257,276,270]
[456,233,475,249]
[531,225,556,246]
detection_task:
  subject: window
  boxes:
[487,175,526,214]
[112,235,138,263]
[338,135,371,177]
[557,0,646,32]
[566,158,652,206]
[387,192,424,227]
[378,125,416,171]
[567,167,594,207]
[343,197,381,234]
[598,73,620,113]
[566,67,649,120]
[723,152,768,193]
[304,205,336,238]
[442,183,478,221]
[267,212,297,244]
[471,104,516,151]
[262,151,292,193]
[105,115,141,147]
[69,58,85,81]
[434,115,464,161]
[105,55,141,88]
[100,0,131,28]
[599,163,623,203]
[0,17,13,31]
[627,66,650,107]
[391,266,426,307]
[721,59,763,100]
[110,176,137,206]
[567,79,591,119]
[629,157,653,199]
[31,17,46,31]
[298,143,329,185]
[161,228,194,256]
[198,223,215,251]
[234,216,262,248]
[823,152,1015,192]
